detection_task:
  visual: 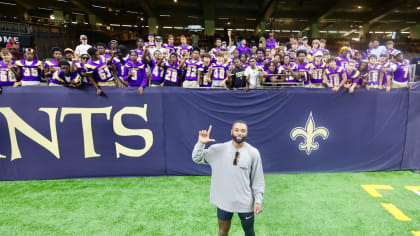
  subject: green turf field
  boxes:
[0,171,419,236]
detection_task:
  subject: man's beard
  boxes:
[232,134,246,144]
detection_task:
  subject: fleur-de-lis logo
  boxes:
[290,112,329,155]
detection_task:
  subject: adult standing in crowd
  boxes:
[75,35,92,56]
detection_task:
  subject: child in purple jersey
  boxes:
[308,51,326,87]
[177,35,193,57]
[199,54,212,87]
[323,58,347,92]
[389,51,411,89]
[163,34,177,55]
[336,47,350,69]
[209,52,229,87]
[123,50,147,94]
[357,61,369,88]
[366,54,382,89]
[111,45,129,86]
[262,61,283,86]
[344,60,360,94]
[159,52,186,87]
[210,38,222,58]
[378,53,391,91]
[143,47,165,86]
[181,48,203,88]
[255,48,265,69]
[15,49,43,86]
[50,60,81,87]
[145,33,156,49]
[45,47,63,84]
[295,50,311,86]
[85,47,121,95]
[278,54,298,83]
[0,49,19,90]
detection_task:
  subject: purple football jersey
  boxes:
[309,61,326,84]
[345,68,360,84]
[336,56,349,69]
[163,61,182,85]
[393,60,410,83]
[85,56,114,82]
[150,59,165,84]
[295,62,311,85]
[51,71,81,84]
[0,61,17,86]
[177,44,193,55]
[237,45,251,55]
[123,61,147,87]
[325,66,345,87]
[210,62,228,82]
[15,59,42,82]
[184,59,203,81]
[367,63,382,86]
[163,44,176,54]
[278,63,297,83]
[45,60,60,83]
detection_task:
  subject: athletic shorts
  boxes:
[217,207,254,221]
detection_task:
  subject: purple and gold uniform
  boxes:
[134,49,144,63]
[163,44,176,54]
[309,61,326,85]
[45,60,60,83]
[256,60,265,69]
[379,62,392,86]
[210,62,228,86]
[123,61,147,87]
[278,63,297,82]
[210,48,221,58]
[345,69,360,85]
[367,63,382,87]
[0,61,17,86]
[336,56,349,69]
[112,57,128,79]
[85,56,114,83]
[199,63,212,87]
[74,60,90,85]
[392,59,410,86]
[266,38,277,49]
[295,62,311,85]
[325,66,345,87]
[177,44,193,55]
[51,71,81,85]
[15,59,42,82]
[163,61,182,86]
[150,59,165,85]
[184,59,203,81]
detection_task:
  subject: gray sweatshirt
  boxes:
[192,141,265,213]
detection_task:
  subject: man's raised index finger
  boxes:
[208,125,212,135]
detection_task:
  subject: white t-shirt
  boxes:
[75,44,92,55]
[244,66,261,89]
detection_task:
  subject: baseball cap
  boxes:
[155,36,163,41]
[314,51,323,57]
[80,34,87,40]
[302,36,308,40]
[64,48,74,53]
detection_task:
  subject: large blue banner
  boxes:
[0,86,417,180]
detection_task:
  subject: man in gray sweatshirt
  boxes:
[192,121,265,236]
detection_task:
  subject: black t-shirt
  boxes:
[231,67,247,88]
[410,57,420,76]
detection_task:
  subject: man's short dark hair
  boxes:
[232,120,248,129]
[95,42,107,48]
[51,47,63,55]
[58,60,70,67]
[296,49,307,57]
[87,47,97,56]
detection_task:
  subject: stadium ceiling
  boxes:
[2,0,420,32]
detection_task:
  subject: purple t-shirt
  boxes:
[266,38,277,49]
[237,45,251,55]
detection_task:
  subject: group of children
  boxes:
[0,33,411,95]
